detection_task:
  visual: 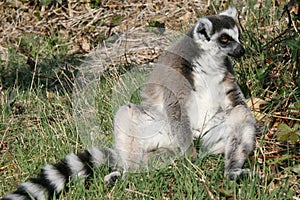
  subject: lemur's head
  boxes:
[192,7,245,58]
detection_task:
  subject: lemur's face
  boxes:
[192,7,245,58]
[211,22,245,58]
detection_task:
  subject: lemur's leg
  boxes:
[113,104,147,171]
[104,104,144,185]
[163,89,196,160]
[110,102,175,182]
[111,101,188,182]
[223,105,256,179]
[143,64,196,160]
[200,105,256,180]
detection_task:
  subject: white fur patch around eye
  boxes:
[225,26,240,42]
[211,26,240,43]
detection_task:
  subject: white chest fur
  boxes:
[186,57,228,138]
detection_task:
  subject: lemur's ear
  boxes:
[220,7,237,19]
[193,18,213,41]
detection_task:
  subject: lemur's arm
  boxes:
[164,91,196,158]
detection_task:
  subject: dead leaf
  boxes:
[81,38,91,52]
[246,97,268,120]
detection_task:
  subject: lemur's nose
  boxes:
[232,44,245,58]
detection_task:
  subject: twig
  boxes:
[261,28,291,50]
[250,155,300,159]
[124,189,155,199]
[0,118,14,150]
[0,116,20,181]
[185,159,215,200]
[29,54,39,97]
[269,114,300,122]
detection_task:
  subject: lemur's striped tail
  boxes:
[2,147,115,200]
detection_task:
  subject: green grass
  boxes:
[1,0,299,199]
[57,155,296,199]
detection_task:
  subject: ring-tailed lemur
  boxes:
[2,7,256,200]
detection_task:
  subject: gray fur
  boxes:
[2,7,256,200]
[112,6,255,180]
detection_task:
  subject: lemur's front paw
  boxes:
[226,168,251,180]
[104,171,121,185]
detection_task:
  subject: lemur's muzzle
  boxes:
[230,44,245,58]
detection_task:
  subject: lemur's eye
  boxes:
[221,37,228,44]
[219,34,231,45]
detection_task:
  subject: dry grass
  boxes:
[0,0,299,199]
[0,0,206,57]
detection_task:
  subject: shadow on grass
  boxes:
[0,52,82,93]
